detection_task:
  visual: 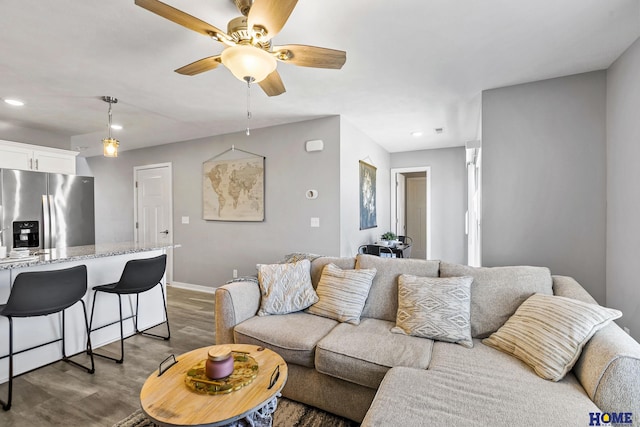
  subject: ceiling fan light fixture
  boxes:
[221,44,276,83]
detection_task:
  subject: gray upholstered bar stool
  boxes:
[0,265,95,411]
[88,254,170,364]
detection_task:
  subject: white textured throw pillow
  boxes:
[391,275,474,348]
[483,293,622,381]
[307,263,376,325]
[257,259,318,316]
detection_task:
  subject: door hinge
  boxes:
[135,222,138,229]
[135,181,138,188]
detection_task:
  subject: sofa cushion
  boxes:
[362,363,599,427]
[391,275,473,348]
[439,262,552,338]
[234,312,338,368]
[310,257,356,288]
[307,263,376,325]
[257,259,318,316]
[355,254,440,321]
[365,340,600,426]
[483,293,622,381]
[315,318,433,389]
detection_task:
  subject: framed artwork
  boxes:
[202,156,265,221]
[359,160,377,230]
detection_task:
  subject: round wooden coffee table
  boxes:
[140,344,288,426]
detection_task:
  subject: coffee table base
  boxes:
[223,394,279,427]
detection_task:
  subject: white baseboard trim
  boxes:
[169,281,216,294]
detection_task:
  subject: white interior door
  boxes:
[396,173,406,236]
[135,163,173,282]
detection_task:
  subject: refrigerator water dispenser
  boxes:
[13,221,40,248]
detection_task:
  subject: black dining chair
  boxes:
[88,254,169,364]
[398,235,413,245]
[0,265,95,411]
[358,244,394,258]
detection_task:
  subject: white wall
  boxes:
[85,116,342,288]
[339,118,391,257]
[482,71,607,304]
[391,147,467,264]
[607,36,640,340]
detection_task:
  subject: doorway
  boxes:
[390,167,431,259]
[134,163,173,282]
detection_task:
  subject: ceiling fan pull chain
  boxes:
[246,77,252,136]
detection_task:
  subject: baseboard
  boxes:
[169,281,216,294]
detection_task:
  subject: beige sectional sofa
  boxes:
[215,254,640,426]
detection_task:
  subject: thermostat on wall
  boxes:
[305,139,324,152]
[306,189,318,199]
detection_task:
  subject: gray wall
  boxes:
[0,125,71,150]
[607,36,640,340]
[340,118,391,257]
[85,116,342,287]
[391,147,467,264]
[482,71,607,304]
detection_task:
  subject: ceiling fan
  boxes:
[134,0,347,97]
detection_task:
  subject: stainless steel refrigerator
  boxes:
[0,169,95,252]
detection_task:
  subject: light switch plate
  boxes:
[310,217,320,227]
[181,216,189,224]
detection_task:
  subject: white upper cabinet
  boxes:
[0,140,78,174]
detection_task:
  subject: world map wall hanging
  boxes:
[203,147,265,221]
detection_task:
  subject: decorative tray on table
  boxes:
[184,351,259,395]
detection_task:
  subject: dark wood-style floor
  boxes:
[0,286,215,426]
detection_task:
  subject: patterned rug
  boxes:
[113,397,357,427]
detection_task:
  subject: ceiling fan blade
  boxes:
[175,56,222,76]
[135,0,227,39]
[247,0,298,41]
[259,70,286,97]
[273,44,346,69]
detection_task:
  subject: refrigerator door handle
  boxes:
[42,194,51,249]
[48,195,56,249]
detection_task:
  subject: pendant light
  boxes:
[101,96,119,157]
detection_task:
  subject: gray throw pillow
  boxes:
[307,263,376,325]
[391,274,474,348]
[483,293,622,381]
[257,259,318,316]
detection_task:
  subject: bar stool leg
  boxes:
[1,317,14,411]
[87,290,98,355]
[90,293,125,364]
[61,304,95,374]
[138,284,170,341]
[81,300,95,374]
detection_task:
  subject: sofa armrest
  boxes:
[573,320,640,415]
[551,275,598,304]
[215,280,261,345]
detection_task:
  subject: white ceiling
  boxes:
[0,0,638,156]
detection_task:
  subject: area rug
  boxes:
[113,397,357,427]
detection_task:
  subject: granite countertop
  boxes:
[0,242,180,270]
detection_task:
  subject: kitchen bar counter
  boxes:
[0,241,180,270]
[0,242,177,384]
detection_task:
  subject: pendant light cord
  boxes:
[246,78,252,136]
[107,102,113,139]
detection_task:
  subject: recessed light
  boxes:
[4,99,25,107]
[411,131,423,137]
[110,124,123,130]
